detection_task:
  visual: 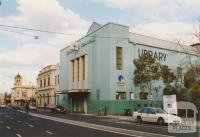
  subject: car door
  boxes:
[139,108,149,122]
[148,108,157,122]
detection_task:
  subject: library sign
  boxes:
[138,49,167,62]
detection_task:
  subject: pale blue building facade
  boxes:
[59,22,199,115]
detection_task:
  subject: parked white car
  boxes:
[133,107,182,125]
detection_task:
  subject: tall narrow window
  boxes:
[96,89,100,100]
[177,67,182,76]
[17,91,19,97]
[58,75,59,84]
[48,76,50,86]
[77,58,79,81]
[47,94,49,105]
[44,78,46,87]
[71,60,75,82]
[55,76,57,85]
[40,80,42,88]
[116,47,123,70]
[82,55,85,80]
[40,95,41,104]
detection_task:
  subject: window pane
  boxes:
[116,47,123,70]
[116,92,126,100]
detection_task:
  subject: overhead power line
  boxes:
[0,24,129,39]
[0,28,38,39]
[0,24,80,36]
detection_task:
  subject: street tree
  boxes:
[161,66,191,101]
[133,53,162,95]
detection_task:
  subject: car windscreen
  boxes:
[154,108,167,114]
[138,108,148,113]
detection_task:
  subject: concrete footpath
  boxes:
[30,108,200,128]
[67,112,200,128]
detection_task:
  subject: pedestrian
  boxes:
[25,102,29,114]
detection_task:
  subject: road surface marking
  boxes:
[17,120,22,123]
[30,118,38,121]
[0,121,3,124]
[4,115,9,118]
[45,130,53,134]
[16,134,22,137]
[10,117,14,120]
[25,111,175,137]
[17,110,25,114]
[6,126,11,129]
[28,124,34,127]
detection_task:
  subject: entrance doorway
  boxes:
[69,93,89,113]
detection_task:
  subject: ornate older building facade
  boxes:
[36,64,59,108]
[11,74,36,107]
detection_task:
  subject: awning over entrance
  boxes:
[56,89,90,114]
[56,89,91,95]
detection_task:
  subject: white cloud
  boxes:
[95,0,200,44]
[0,0,89,42]
[132,21,199,45]
[0,43,61,92]
[96,0,200,21]
[96,0,200,11]
[0,44,59,67]
[0,0,90,92]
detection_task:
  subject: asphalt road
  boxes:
[29,109,200,137]
[0,108,134,137]
[0,108,199,137]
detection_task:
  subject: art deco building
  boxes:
[59,22,199,115]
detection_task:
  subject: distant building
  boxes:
[36,64,59,109]
[11,74,36,107]
[59,22,199,115]
[0,93,5,104]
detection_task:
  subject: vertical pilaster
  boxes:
[84,55,88,89]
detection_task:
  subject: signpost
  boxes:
[163,95,177,115]
[130,92,134,114]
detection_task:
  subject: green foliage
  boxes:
[163,84,175,95]
[134,53,162,93]
[189,84,200,109]
[163,84,192,101]
[184,67,200,88]
[161,65,176,84]
[134,52,178,92]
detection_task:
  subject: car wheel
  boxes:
[157,118,164,125]
[137,116,142,123]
